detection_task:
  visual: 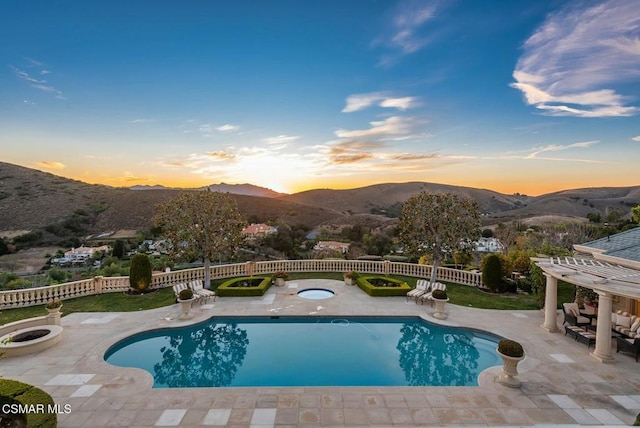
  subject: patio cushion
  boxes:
[565,302,580,317]
[631,319,640,333]
[576,315,590,324]
[618,316,632,328]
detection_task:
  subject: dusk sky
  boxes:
[1,1,639,195]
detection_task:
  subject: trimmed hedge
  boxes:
[356,275,411,297]
[0,378,57,427]
[129,253,152,291]
[216,276,272,297]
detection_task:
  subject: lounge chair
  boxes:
[562,303,591,328]
[616,336,640,362]
[418,282,446,306]
[190,280,216,303]
[406,279,429,302]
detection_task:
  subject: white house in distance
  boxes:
[52,244,110,265]
[474,237,504,253]
[242,223,277,239]
[314,241,350,254]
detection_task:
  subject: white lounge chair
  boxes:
[190,280,216,303]
[406,279,430,302]
[418,282,447,306]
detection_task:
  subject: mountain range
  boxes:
[0,161,638,235]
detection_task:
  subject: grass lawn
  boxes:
[0,272,575,324]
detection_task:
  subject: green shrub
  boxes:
[498,338,524,358]
[129,253,152,291]
[178,288,193,300]
[431,289,448,300]
[356,275,411,297]
[482,254,503,292]
[0,378,57,427]
[217,276,272,297]
[45,300,63,309]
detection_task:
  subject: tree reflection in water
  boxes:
[153,322,248,387]
[397,322,480,386]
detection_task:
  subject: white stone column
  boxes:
[542,274,560,332]
[591,291,614,363]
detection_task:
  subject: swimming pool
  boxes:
[104,316,502,388]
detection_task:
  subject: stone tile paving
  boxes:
[1,279,639,426]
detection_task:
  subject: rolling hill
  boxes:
[0,161,638,238]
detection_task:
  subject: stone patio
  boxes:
[2,279,639,427]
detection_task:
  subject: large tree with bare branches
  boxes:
[399,192,481,284]
[154,191,245,287]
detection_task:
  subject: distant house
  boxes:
[314,241,350,254]
[61,245,110,264]
[242,223,277,238]
[474,237,504,253]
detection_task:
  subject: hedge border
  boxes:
[216,276,272,297]
[356,275,411,297]
[0,378,57,427]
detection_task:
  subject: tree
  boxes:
[633,205,640,224]
[154,191,245,288]
[129,253,152,292]
[482,254,503,292]
[481,228,493,238]
[112,239,125,259]
[398,192,481,284]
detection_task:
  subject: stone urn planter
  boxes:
[343,271,358,285]
[432,298,449,320]
[45,301,63,315]
[177,298,195,320]
[272,271,288,287]
[177,289,195,320]
[496,339,525,388]
[430,289,449,320]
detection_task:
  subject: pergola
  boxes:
[534,251,640,362]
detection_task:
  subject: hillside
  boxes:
[281,182,530,216]
[0,162,638,237]
[0,162,343,235]
[488,186,640,223]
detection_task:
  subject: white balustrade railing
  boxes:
[0,260,483,309]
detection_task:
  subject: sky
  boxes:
[1,0,639,195]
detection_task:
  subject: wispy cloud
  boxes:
[495,141,602,163]
[511,0,640,117]
[34,161,65,170]
[10,62,67,100]
[373,0,441,65]
[263,135,299,150]
[216,124,239,132]
[122,172,149,182]
[128,118,156,124]
[206,151,236,160]
[632,136,640,142]
[525,141,598,159]
[342,92,419,113]
[335,116,419,138]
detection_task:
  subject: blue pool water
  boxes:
[104,316,502,388]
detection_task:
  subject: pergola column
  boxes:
[591,291,614,363]
[542,274,560,332]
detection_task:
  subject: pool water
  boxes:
[297,288,335,300]
[104,316,501,388]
